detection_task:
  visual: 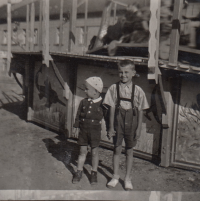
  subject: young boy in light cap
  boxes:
[72,76,105,185]
[103,60,149,190]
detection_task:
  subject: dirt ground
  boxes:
[0,73,200,200]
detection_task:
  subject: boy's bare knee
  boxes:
[126,148,133,157]
[91,147,99,157]
[114,145,122,155]
[80,146,88,156]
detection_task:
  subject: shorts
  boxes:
[113,107,138,148]
[78,119,102,148]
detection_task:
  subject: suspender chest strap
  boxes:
[116,81,135,108]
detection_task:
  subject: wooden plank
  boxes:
[26,4,30,51]
[42,0,50,67]
[147,0,161,83]
[117,43,148,48]
[38,0,43,50]
[160,77,175,167]
[155,0,161,83]
[179,45,200,55]
[50,60,65,89]
[65,61,77,138]
[113,3,117,24]
[77,0,85,8]
[158,75,167,114]
[11,0,38,11]
[59,0,64,51]
[7,1,12,73]
[68,0,77,52]
[84,0,88,51]
[160,63,200,75]
[168,0,183,66]
[111,0,127,7]
[30,2,35,51]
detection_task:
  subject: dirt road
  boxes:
[0,73,200,200]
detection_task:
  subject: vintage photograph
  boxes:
[0,0,200,200]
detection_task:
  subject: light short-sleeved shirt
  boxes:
[103,82,149,111]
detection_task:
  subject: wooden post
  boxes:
[84,0,88,52]
[26,4,30,51]
[7,0,12,74]
[148,0,161,83]
[93,1,113,48]
[160,76,174,167]
[42,0,50,67]
[30,2,35,51]
[59,0,64,51]
[168,0,183,66]
[113,3,117,24]
[68,0,77,52]
[39,0,43,50]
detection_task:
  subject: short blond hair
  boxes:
[118,60,135,71]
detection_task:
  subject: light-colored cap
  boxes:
[85,76,103,93]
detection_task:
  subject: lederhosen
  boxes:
[113,81,138,148]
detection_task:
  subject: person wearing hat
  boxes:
[72,76,105,185]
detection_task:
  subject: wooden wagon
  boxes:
[3,0,200,171]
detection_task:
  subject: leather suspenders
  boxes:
[116,81,135,109]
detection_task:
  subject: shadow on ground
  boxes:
[0,100,27,120]
[42,135,119,186]
[43,136,92,183]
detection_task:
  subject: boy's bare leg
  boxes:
[91,147,99,171]
[107,145,122,188]
[77,146,88,171]
[125,148,133,181]
[113,145,122,176]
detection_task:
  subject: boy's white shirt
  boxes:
[103,82,149,111]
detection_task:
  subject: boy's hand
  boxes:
[107,128,116,140]
[135,129,141,140]
[73,127,79,138]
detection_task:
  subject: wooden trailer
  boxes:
[5,0,200,171]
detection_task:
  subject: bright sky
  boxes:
[0,0,23,8]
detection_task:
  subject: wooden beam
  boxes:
[42,0,50,67]
[7,1,12,73]
[38,0,43,50]
[113,3,117,24]
[111,0,127,7]
[26,4,30,51]
[148,0,161,83]
[11,0,38,11]
[155,0,161,83]
[168,0,183,66]
[77,0,85,8]
[59,0,64,51]
[68,0,77,52]
[160,77,175,167]
[30,2,35,51]
[93,0,113,49]
[84,0,88,51]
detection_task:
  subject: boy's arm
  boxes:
[135,110,143,140]
[107,106,116,139]
[102,84,117,139]
[135,86,149,139]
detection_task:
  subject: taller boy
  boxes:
[103,60,149,190]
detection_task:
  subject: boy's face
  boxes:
[118,65,136,84]
[84,81,97,99]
